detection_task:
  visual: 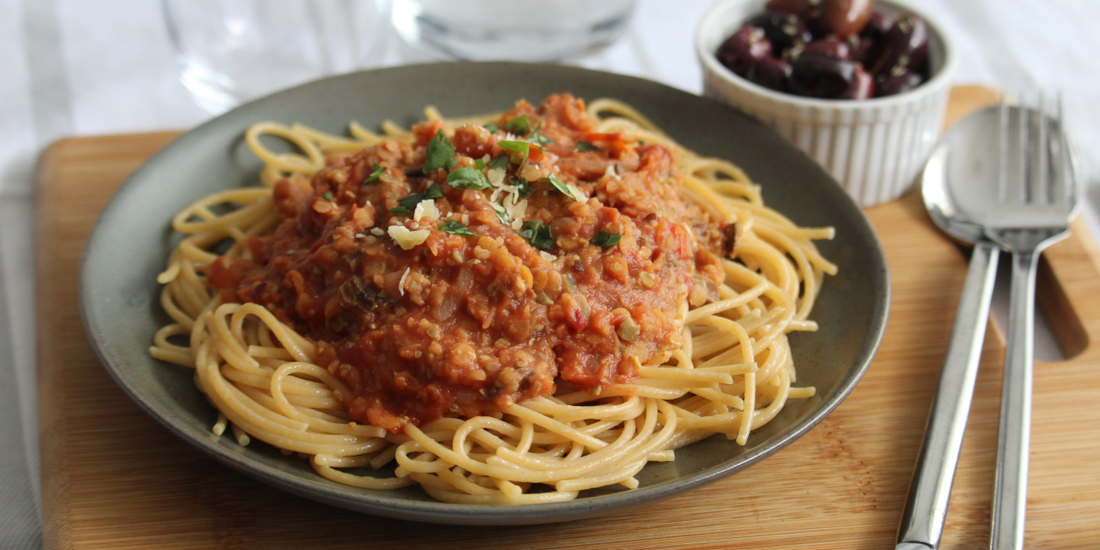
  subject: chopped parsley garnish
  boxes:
[483,123,499,133]
[321,192,333,201]
[423,130,457,173]
[576,141,599,152]
[364,164,385,184]
[498,140,530,169]
[527,123,553,146]
[590,231,622,248]
[389,184,443,215]
[486,153,510,172]
[518,220,554,250]
[512,177,533,198]
[424,183,444,200]
[439,220,475,236]
[502,115,531,136]
[533,227,554,248]
[517,220,539,239]
[446,166,491,190]
[546,173,575,200]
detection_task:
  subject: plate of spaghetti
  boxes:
[81,62,888,525]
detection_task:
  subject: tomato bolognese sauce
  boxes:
[152,94,837,503]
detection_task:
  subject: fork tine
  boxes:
[1047,92,1071,207]
[998,94,1009,202]
[1034,92,1048,205]
[1021,95,1035,204]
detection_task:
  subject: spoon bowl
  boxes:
[922,106,1005,244]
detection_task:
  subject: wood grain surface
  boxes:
[36,87,1100,549]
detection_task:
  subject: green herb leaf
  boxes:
[518,220,554,250]
[483,123,499,133]
[364,164,386,184]
[512,178,533,198]
[517,220,540,239]
[486,153,510,172]
[440,220,476,236]
[532,225,554,250]
[424,183,444,200]
[546,173,575,200]
[393,193,422,213]
[494,208,510,225]
[474,158,485,171]
[576,141,599,152]
[391,184,443,215]
[424,130,456,173]
[498,140,530,169]
[527,123,553,146]
[321,192,333,201]
[590,231,622,248]
[446,166,491,190]
[502,115,531,136]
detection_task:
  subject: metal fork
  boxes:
[986,95,1079,550]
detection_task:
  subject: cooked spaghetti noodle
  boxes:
[151,95,836,504]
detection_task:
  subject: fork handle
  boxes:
[897,240,1000,550]
[990,248,1041,550]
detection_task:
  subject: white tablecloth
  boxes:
[2,1,1099,547]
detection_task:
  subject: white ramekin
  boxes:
[696,0,958,207]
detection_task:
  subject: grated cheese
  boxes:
[414,198,439,222]
[370,227,384,236]
[509,199,528,230]
[487,167,506,185]
[388,225,430,250]
[399,267,411,296]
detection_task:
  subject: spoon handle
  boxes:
[897,240,1000,550]
[990,249,1040,550]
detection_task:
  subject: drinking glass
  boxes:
[390,0,637,62]
[163,0,391,114]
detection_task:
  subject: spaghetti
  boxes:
[151,95,837,504]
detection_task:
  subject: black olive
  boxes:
[872,14,929,76]
[745,12,812,56]
[745,56,793,92]
[716,26,772,76]
[789,53,858,99]
[819,0,873,38]
[843,66,875,99]
[852,11,891,63]
[875,68,923,96]
[802,37,851,59]
[765,0,820,17]
[863,11,893,37]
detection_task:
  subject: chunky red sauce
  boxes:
[208,94,727,432]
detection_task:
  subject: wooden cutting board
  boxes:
[36,86,1100,549]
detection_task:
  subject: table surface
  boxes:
[3,1,1100,547]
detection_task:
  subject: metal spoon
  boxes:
[895,106,1003,550]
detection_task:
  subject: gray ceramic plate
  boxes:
[81,62,889,525]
